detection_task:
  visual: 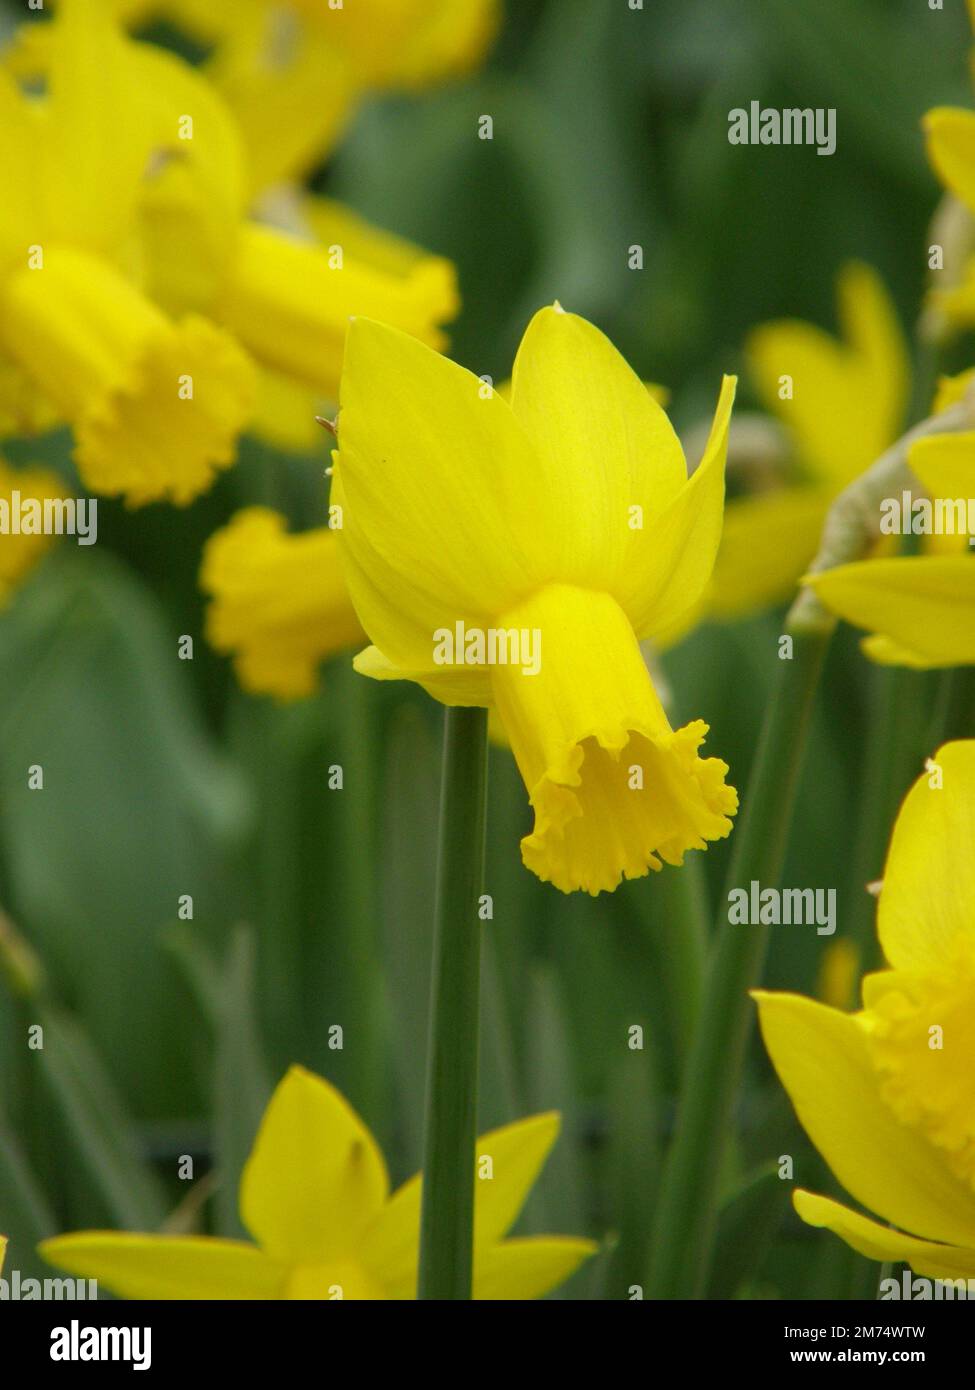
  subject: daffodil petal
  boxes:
[360,1112,565,1298]
[925,107,975,217]
[876,740,975,969]
[240,1066,389,1265]
[806,556,975,665]
[708,486,830,620]
[908,431,975,504]
[353,644,492,706]
[794,1190,975,1282]
[509,305,687,592]
[754,991,975,1245]
[334,317,552,670]
[39,1233,284,1300]
[747,262,907,487]
[860,634,942,668]
[472,1236,598,1300]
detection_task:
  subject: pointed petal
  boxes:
[620,376,737,639]
[334,317,552,670]
[39,1233,284,1300]
[876,740,975,969]
[908,431,975,506]
[240,1066,389,1265]
[353,644,492,706]
[360,1113,564,1297]
[806,556,975,665]
[794,1191,975,1282]
[753,991,975,1245]
[472,1236,597,1300]
[509,305,688,593]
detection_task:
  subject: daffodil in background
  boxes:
[40,1065,594,1300]
[755,741,975,1280]
[0,459,67,606]
[0,0,256,505]
[201,508,365,698]
[805,428,975,667]
[707,262,909,620]
[106,0,501,198]
[333,306,738,894]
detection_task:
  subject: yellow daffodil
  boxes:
[0,458,67,606]
[0,0,256,506]
[804,435,975,667]
[201,508,365,698]
[707,262,909,618]
[40,1065,595,1300]
[101,0,500,195]
[754,741,975,1280]
[0,1234,6,1273]
[332,306,738,894]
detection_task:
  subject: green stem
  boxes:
[418,705,489,1300]
[654,855,710,1064]
[646,624,831,1299]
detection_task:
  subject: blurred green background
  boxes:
[0,0,971,1298]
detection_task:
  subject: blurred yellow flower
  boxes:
[707,262,909,618]
[333,306,738,893]
[0,0,256,506]
[40,1065,594,1299]
[755,741,975,1281]
[201,508,365,698]
[805,436,975,668]
[0,458,68,606]
[107,0,500,194]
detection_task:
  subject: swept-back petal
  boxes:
[875,740,975,969]
[509,305,687,593]
[472,1236,597,1300]
[334,317,552,670]
[754,991,975,1245]
[794,1191,975,1282]
[806,556,975,665]
[908,431,975,503]
[240,1066,389,1265]
[617,376,736,641]
[39,1233,284,1300]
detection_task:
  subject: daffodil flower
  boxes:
[116,0,501,194]
[0,0,256,506]
[201,508,365,698]
[804,436,975,667]
[332,306,738,894]
[40,1065,595,1300]
[707,262,909,619]
[754,741,975,1280]
[0,458,67,606]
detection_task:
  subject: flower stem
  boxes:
[647,622,831,1298]
[418,705,489,1300]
